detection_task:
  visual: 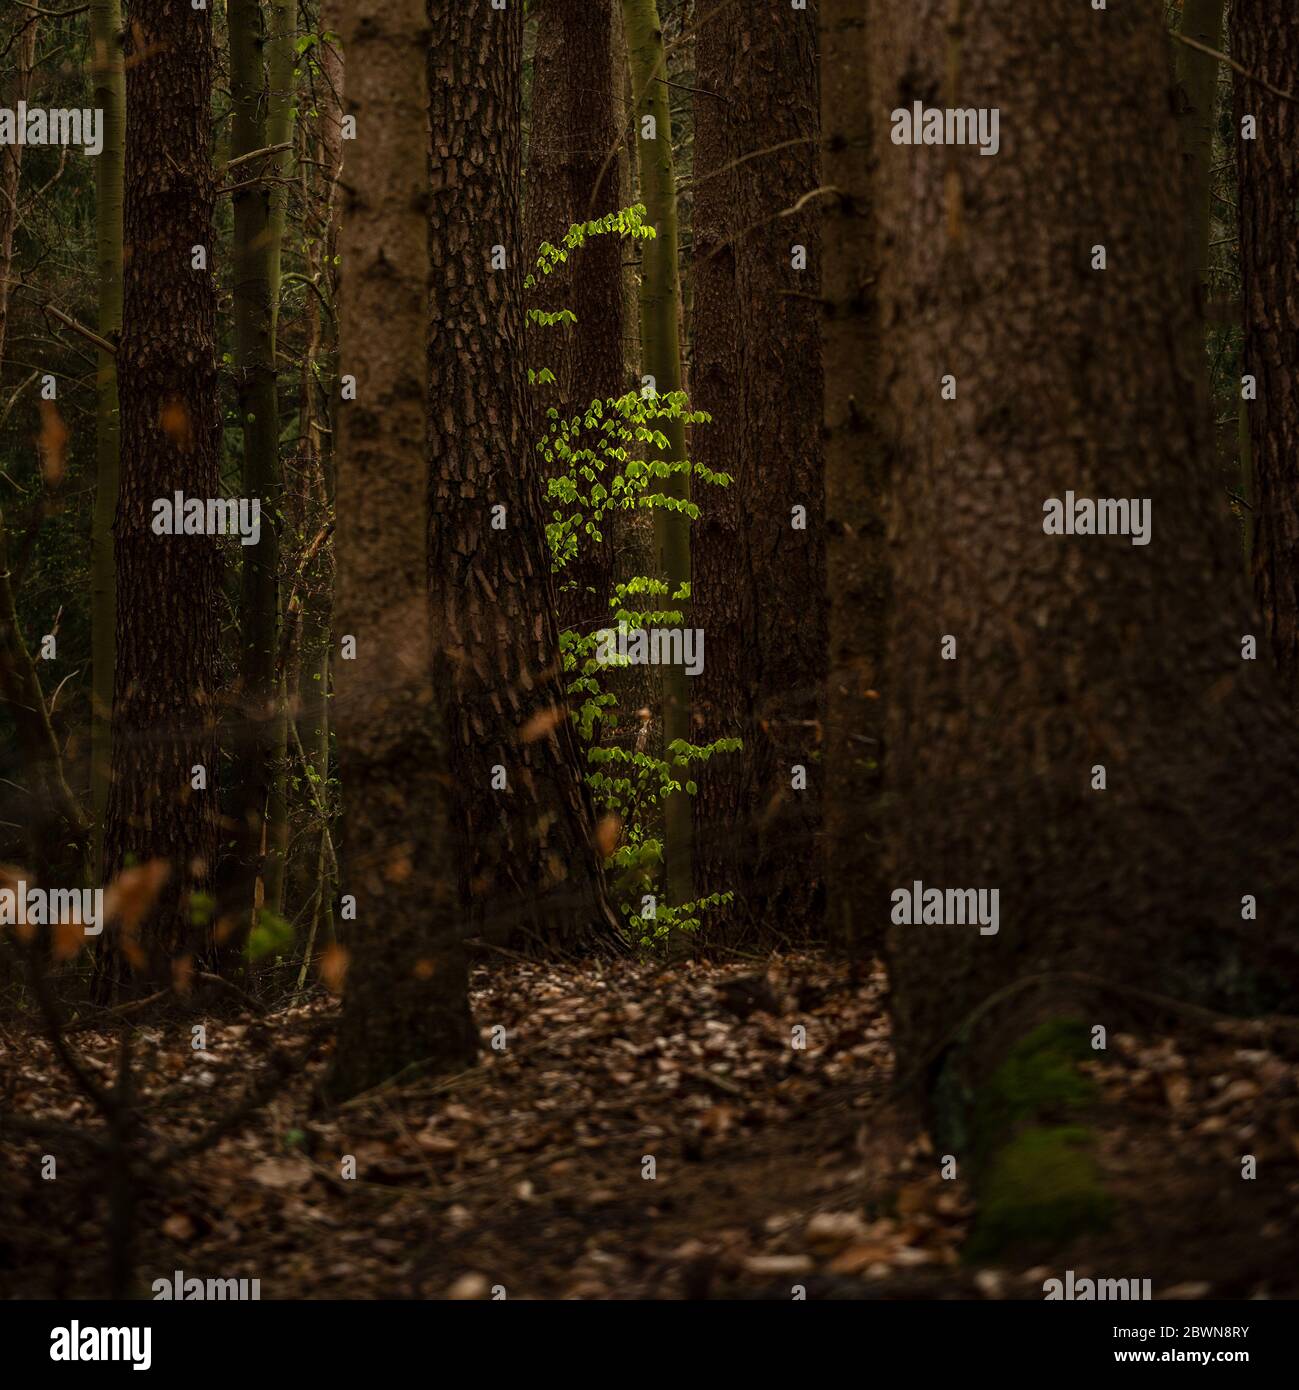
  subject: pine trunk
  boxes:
[1235,2,1299,712]
[98,0,222,996]
[873,0,1299,1116]
[326,0,477,1100]
[90,0,126,881]
[692,0,824,939]
[822,0,889,950]
[426,0,621,952]
[523,0,627,636]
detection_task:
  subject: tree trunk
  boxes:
[523,0,627,637]
[871,0,1299,1152]
[622,0,693,911]
[296,28,343,959]
[90,0,126,882]
[426,0,622,952]
[97,0,222,997]
[691,0,824,939]
[1235,2,1299,713]
[226,0,284,958]
[326,0,477,1101]
[822,0,889,951]
[261,0,298,920]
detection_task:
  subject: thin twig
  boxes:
[41,302,116,356]
[1173,31,1299,104]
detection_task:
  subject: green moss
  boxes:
[976,1018,1096,1152]
[961,1018,1113,1259]
[966,1125,1113,1260]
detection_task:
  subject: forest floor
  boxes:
[4,950,1299,1300]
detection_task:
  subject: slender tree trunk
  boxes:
[296,26,342,955]
[325,0,476,1101]
[425,0,622,953]
[1235,2,1299,713]
[691,0,824,939]
[226,0,285,955]
[622,0,692,911]
[1177,0,1226,302]
[97,0,222,997]
[523,0,627,637]
[822,0,888,950]
[872,0,1299,1151]
[90,0,126,882]
[261,0,298,919]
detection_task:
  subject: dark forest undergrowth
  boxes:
[4,952,1299,1300]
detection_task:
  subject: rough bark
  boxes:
[326,0,477,1100]
[691,0,825,939]
[1234,2,1299,713]
[97,0,222,997]
[822,0,888,950]
[90,0,126,881]
[872,0,1299,1111]
[523,0,627,636]
[623,0,693,911]
[426,0,622,952]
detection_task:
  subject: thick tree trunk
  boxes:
[97,0,222,997]
[426,0,621,952]
[90,0,125,882]
[523,0,627,636]
[622,0,693,911]
[822,0,888,950]
[1235,3,1299,713]
[226,0,285,957]
[871,0,1299,1123]
[326,0,477,1101]
[691,0,824,939]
